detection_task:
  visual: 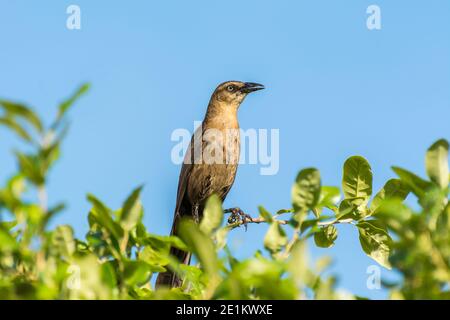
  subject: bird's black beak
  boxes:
[240,82,265,93]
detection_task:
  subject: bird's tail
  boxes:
[155,214,191,289]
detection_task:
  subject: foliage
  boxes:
[0,86,449,299]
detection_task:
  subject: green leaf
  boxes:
[314,225,338,248]
[371,179,410,213]
[123,260,153,286]
[0,175,26,210]
[392,166,432,198]
[41,202,66,230]
[139,234,188,267]
[318,186,341,208]
[226,255,297,300]
[87,194,123,240]
[215,227,229,250]
[300,218,320,233]
[200,194,223,234]
[178,219,219,277]
[276,209,294,214]
[139,245,170,267]
[120,186,143,231]
[0,220,17,231]
[68,254,114,299]
[315,256,333,273]
[179,264,205,296]
[40,142,61,171]
[15,152,45,185]
[342,156,372,205]
[143,234,187,252]
[0,100,43,132]
[314,276,338,300]
[291,168,321,212]
[57,83,90,120]
[258,206,273,222]
[264,222,288,254]
[374,199,412,223]
[425,139,449,189]
[7,174,26,198]
[336,198,359,220]
[101,262,118,289]
[287,241,309,285]
[50,225,76,258]
[0,117,33,141]
[314,186,341,218]
[357,221,392,269]
[0,227,17,251]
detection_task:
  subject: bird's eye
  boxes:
[227,85,235,92]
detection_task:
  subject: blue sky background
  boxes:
[1,1,449,299]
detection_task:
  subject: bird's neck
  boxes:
[203,99,239,129]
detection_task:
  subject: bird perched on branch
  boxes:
[156,81,264,288]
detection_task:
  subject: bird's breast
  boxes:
[186,125,240,205]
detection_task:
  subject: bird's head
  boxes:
[212,81,265,106]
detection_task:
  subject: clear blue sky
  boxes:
[1,1,449,299]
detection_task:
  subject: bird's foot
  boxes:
[224,207,252,231]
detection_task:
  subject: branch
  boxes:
[227,216,289,230]
[226,215,354,230]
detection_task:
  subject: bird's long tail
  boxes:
[155,213,191,288]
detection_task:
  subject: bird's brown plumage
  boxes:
[156,81,264,288]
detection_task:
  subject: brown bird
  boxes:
[156,81,264,288]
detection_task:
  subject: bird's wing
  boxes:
[174,160,192,215]
[169,152,193,237]
[173,125,203,216]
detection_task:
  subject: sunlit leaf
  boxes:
[291,168,321,212]
[123,260,153,286]
[392,166,432,198]
[314,225,338,248]
[200,194,223,235]
[318,186,341,208]
[0,227,17,251]
[371,179,410,213]
[264,222,288,254]
[39,142,61,171]
[143,234,187,252]
[336,199,358,221]
[15,152,45,186]
[215,227,229,250]
[276,209,294,214]
[425,139,449,189]
[87,194,123,240]
[287,241,309,285]
[50,225,76,258]
[374,199,413,223]
[0,100,43,132]
[178,219,219,277]
[139,245,170,267]
[120,185,143,231]
[0,117,32,141]
[139,234,187,267]
[357,221,392,269]
[258,206,273,222]
[57,83,90,121]
[41,202,66,230]
[0,220,17,231]
[68,254,114,299]
[342,156,372,204]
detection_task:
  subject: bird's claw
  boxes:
[224,207,252,231]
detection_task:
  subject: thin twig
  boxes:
[227,215,354,230]
[227,216,289,230]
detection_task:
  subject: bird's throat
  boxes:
[204,100,240,130]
